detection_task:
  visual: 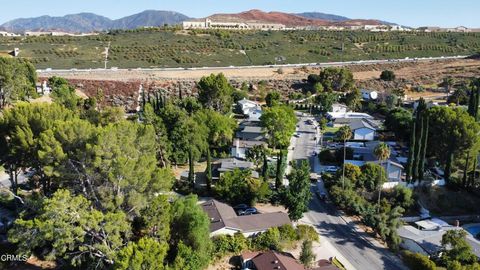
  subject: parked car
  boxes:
[233,204,249,211]
[323,166,338,173]
[238,208,258,216]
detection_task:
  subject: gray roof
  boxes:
[232,140,267,149]
[241,126,264,134]
[201,199,291,234]
[349,119,376,131]
[218,159,254,172]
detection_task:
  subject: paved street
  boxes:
[292,113,407,270]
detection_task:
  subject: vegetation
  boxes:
[0,57,37,109]
[380,70,396,81]
[283,160,312,221]
[299,240,315,267]
[4,30,480,69]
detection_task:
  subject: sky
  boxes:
[1,0,479,28]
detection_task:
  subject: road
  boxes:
[292,113,407,270]
[36,55,467,74]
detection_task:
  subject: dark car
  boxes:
[233,204,249,211]
[238,208,258,216]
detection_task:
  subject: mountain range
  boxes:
[0,10,394,33]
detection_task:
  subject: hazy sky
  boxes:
[1,0,479,28]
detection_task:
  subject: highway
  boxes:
[36,55,467,74]
[292,113,407,270]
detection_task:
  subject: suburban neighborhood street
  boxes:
[292,113,407,270]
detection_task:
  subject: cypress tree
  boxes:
[205,147,212,192]
[469,157,478,188]
[188,149,195,188]
[275,150,284,189]
[414,113,424,181]
[262,150,269,180]
[406,120,416,183]
[468,87,476,117]
[463,152,470,188]
[418,115,429,181]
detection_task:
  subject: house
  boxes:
[346,142,405,188]
[398,219,480,258]
[201,200,291,237]
[238,98,263,121]
[212,158,259,180]
[236,124,265,141]
[241,251,305,270]
[361,89,378,101]
[349,119,376,141]
[330,103,350,114]
[231,139,267,159]
[183,18,285,31]
[327,112,375,126]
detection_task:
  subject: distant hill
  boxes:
[0,9,396,33]
[1,10,190,33]
[295,12,350,22]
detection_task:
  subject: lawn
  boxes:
[1,29,479,69]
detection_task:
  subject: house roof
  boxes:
[250,251,305,270]
[241,126,264,134]
[232,140,267,149]
[238,98,259,106]
[225,212,291,233]
[398,225,463,256]
[218,159,254,172]
[349,119,376,131]
[201,199,291,234]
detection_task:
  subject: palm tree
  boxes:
[336,126,352,189]
[374,142,391,207]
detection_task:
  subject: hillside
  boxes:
[1,10,190,33]
[1,29,478,69]
[296,12,350,22]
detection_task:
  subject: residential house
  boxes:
[231,139,267,160]
[236,121,265,141]
[330,103,350,114]
[201,200,291,237]
[212,158,259,181]
[349,119,376,141]
[238,98,263,121]
[398,219,480,258]
[241,251,305,270]
[345,141,405,188]
[360,89,378,101]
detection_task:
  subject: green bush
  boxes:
[402,251,436,270]
[252,227,281,251]
[296,225,319,242]
[212,233,248,258]
[278,224,298,242]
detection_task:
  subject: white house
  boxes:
[330,103,350,114]
[238,98,262,121]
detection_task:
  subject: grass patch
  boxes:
[323,126,340,134]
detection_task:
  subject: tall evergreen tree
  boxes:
[406,120,416,183]
[418,115,429,181]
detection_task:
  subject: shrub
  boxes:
[380,70,396,81]
[402,251,436,270]
[296,225,319,242]
[278,224,298,242]
[252,227,281,251]
[212,233,248,258]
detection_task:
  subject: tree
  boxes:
[441,229,477,265]
[115,237,168,270]
[385,108,413,142]
[390,185,413,209]
[344,88,362,111]
[402,251,436,270]
[359,163,387,192]
[0,57,38,109]
[427,107,480,185]
[170,195,212,270]
[284,160,312,221]
[447,88,469,106]
[468,78,480,121]
[338,163,362,186]
[139,195,171,242]
[442,76,455,93]
[374,143,390,206]
[318,67,354,92]
[9,189,131,268]
[380,70,396,81]
[314,92,338,114]
[336,126,352,189]
[265,91,281,107]
[299,240,316,267]
[197,73,234,114]
[215,169,269,205]
[49,76,80,110]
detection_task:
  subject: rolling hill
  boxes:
[1,10,190,33]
